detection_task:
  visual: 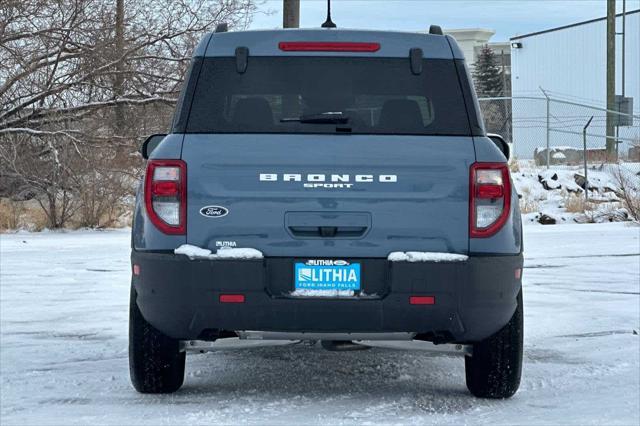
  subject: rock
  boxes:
[603,186,623,198]
[573,174,603,192]
[574,173,587,189]
[538,171,562,190]
[538,213,556,225]
[539,177,559,191]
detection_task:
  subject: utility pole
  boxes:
[616,0,626,158]
[283,0,300,28]
[622,0,626,98]
[606,0,617,161]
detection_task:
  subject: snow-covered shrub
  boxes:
[0,199,23,230]
[518,187,540,214]
[509,156,520,173]
[612,166,640,222]
[562,193,592,214]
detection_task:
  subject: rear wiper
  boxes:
[281,112,349,124]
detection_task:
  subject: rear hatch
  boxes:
[181,51,476,258]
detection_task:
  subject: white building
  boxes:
[444,28,511,75]
[510,10,640,159]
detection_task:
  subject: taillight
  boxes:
[470,162,511,238]
[144,160,186,234]
[278,41,381,52]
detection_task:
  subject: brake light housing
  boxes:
[470,162,511,238]
[278,41,381,52]
[144,160,186,235]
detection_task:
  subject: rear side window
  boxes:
[185,57,471,135]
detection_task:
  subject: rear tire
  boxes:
[129,285,185,393]
[465,290,523,398]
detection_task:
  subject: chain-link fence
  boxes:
[478,95,640,175]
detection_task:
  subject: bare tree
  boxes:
[0,0,258,228]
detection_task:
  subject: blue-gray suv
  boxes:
[129,25,523,398]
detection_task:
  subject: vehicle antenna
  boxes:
[321,0,336,28]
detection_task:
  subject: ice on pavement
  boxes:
[1,224,639,425]
[175,244,263,260]
[388,251,469,262]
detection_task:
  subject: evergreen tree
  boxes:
[472,45,504,97]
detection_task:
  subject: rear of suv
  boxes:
[129,27,523,398]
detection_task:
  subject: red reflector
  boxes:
[410,296,435,305]
[152,181,179,196]
[515,268,522,279]
[219,294,245,303]
[477,184,504,199]
[133,264,140,276]
[278,41,381,52]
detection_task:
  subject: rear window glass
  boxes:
[185,57,470,135]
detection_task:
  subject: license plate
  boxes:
[294,260,361,291]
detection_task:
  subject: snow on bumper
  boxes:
[175,244,263,260]
[387,251,469,263]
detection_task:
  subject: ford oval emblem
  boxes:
[199,205,229,218]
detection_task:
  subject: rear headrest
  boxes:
[232,97,274,128]
[378,99,424,131]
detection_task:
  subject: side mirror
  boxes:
[487,133,511,160]
[140,134,166,160]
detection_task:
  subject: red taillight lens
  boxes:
[278,41,381,52]
[219,294,245,303]
[477,184,504,199]
[152,181,179,196]
[410,296,435,305]
[470,162,511,238]
[144,160,186,235]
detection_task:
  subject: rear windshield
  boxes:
[185,57,471,135]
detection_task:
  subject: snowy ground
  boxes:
[1,224,639,425]
[513,161,639,225]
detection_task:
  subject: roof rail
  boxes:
[215,23,228,33]
[429,25,443,35]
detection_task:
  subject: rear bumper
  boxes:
[131,251,523,343]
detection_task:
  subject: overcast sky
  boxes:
[249,0,639,41]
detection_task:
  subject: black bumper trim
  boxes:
[131,251,523,343]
